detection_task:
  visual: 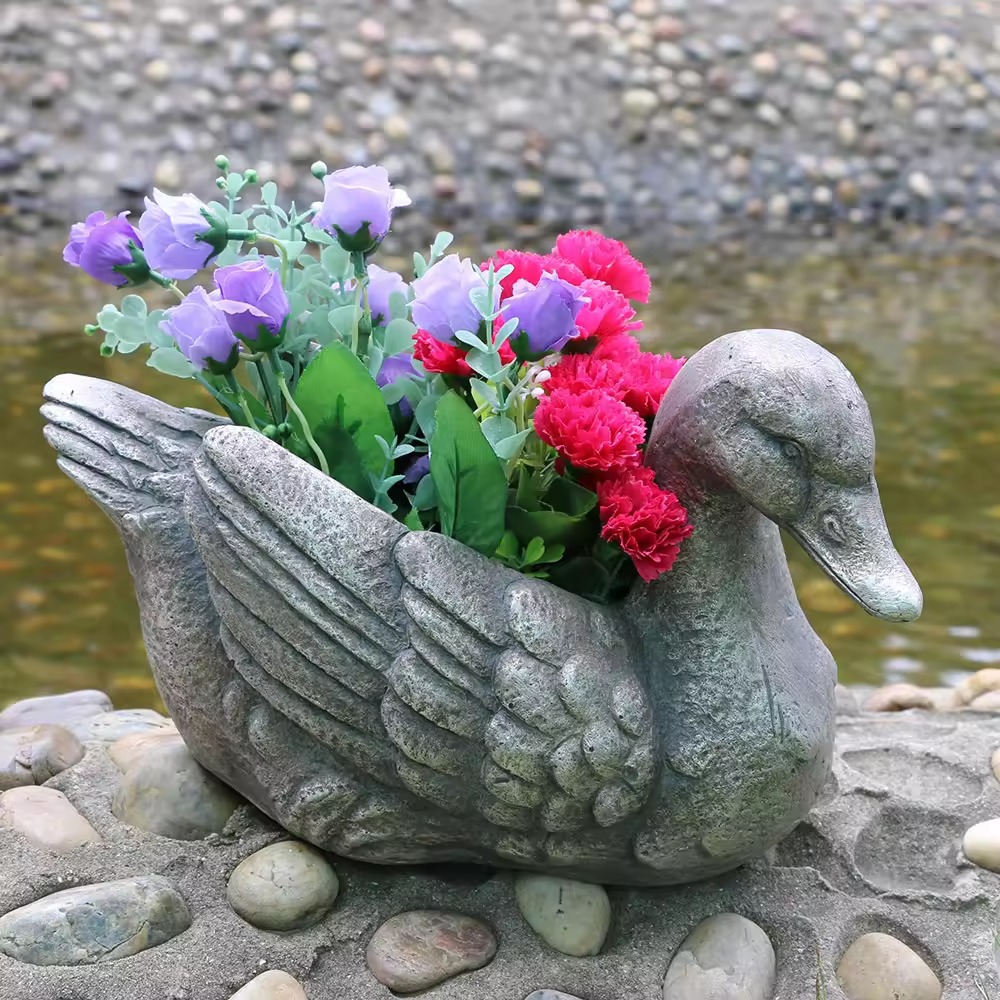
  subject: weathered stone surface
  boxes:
[227,841,339,930]
[0,690,111,732]
[837,932,941,1000]
[228,970,308,999]
[0,786,99,852]
[366,910,497,992]
[524,993,585,1000]
[514,874,610,957]
[663,913,776,1000]
[0,724,84,789]
[109,726,183,772]
[112,741,242,840]
[72,708,174,742]
[0,876,191,965]
[962,817,1000,872]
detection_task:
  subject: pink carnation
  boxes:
[575,279,642,341]
[553,230,651,303]
[592,332,642,363]
[598,466,692,581]
[533,388,645,472]
[486,249,585,300]
[544,353,628,398]
[621,353,685,417]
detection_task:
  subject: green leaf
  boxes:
[464,348,505,379]
[414,392,440,439]
[328,304,361,341]
[430,392,507,555]
[454,329,489,351]
[546,557,612,603]
[293,341,395,476]
[430,231,454,260]
[413,251,428,278]
[506,505,598,552]
[496,530,520,560]
[120,295,147,319]
[383,318,416,355]
[412,471,437,511]
[252,214,283,237]
[310,419,373,501]
[388,290,410,321]
[514,468,540,511]
[321,244,351,281]
[523,536,546,565]
[404,507,423,531]
[480,415,517,450]
[533,542,566,565]
[495,429,530,461]
[147,346,196,378]
[544,477,598,517]
[260,181,278,206]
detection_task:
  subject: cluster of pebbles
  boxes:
[0,682,999,998]
[4,0,1000,252]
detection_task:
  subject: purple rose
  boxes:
[410,255,497,344]
[502,274,588,358]
[160,286,239,372]
[376,351,417,416]
[138,189,223,280]
[367,264,408,325]
[213,259,289,346]
[312,165,410,251]
[63,211,145,287]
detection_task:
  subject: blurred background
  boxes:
[1,0,998,709]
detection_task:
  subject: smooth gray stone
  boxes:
[112,741,242,840]
[0,786,100,853]
[524,993,586,1000]
[0,724,84,789]
[0,875,191,965]
[41,331,921,885]
[228,971,308,999]
[837,933,941,1000]
[71,708,174,743]
[0,690,111,733]
[663,914,776,999]
[514,874,610,956]
[227,841,339,930]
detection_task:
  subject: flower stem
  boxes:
[224,372,258,427]
[195,373,243,424]
[254,357,284,424]
[269,352,329,476]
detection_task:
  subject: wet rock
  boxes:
[0,786,99,853]
[962,818,1000,872]
[112,741,242,840]
[229,970,308,999]
[837,933,941,1000]
[227,841,339,930]
[109,727,183,772]
[0,690,111,732]
[0,724,84,789]
[366,910,497,993]
[663,913,776,1000]
[0,876,190,965]
[71,709,174,743]
[514,874,611,957]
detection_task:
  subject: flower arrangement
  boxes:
[63,157,691,603]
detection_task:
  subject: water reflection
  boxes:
[1,248,998,707]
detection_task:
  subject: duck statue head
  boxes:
[41,327,920,886]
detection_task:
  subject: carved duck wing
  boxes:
[187,425,656,855]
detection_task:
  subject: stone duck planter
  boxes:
[41,328,921,886]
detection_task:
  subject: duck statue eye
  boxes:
[781,439,804,461]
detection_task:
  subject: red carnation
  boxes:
[413,328,514,377]
[575,279,642,341]
[544,352,628,398]
[592,332,642,363]
[598,466,692,581]
[533,388,645,472]
[486,249,585,300]
[620,352,685,417]
[553,230,651,303]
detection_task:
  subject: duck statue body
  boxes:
[42,329,921,886]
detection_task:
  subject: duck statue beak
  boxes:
[788,478,922,623]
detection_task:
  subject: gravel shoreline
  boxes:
[4,0,1000,253]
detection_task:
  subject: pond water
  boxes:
[1,247,998,710]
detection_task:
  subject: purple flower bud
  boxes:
[403,453,431,485]
[367,264,408,325]
[502,273,588,358]
[138,189,221,280]
[160,286,239,372]
[63,211,144,287]
[376,351,417,416]
[410,255,497,344]
[312,165,410,251]
[213,259,289,346]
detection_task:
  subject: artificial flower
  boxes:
[411,255,497,344]
[533,388,645,472]
[502,274,588,358]
[376,351,418,416]
[138,189,223,280]
[366,264,408,325]
[621,352,685,417]
[592,331,642,362]
[412,328,514,377]
[160,286,239,372]
[487,249,585,300]
[575,278,642,341]
[63,211,145,287]
[553,230,651,303]
[313,165,410,252]
[543,352,628,398]
[213,259,289,345]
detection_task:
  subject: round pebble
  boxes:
[0,724,83,789]
[0,691,111,732]
[366,910,497,993]
[513,874,611,957]
[227,841,339,931]
[71,708,174,742]
[109,727,183,772]
[228,970,308,999]
[112,740,242,840]
[0,786,100,853]
[962,818,1000,872]
[864,684,936,712]
[837,933,941,1000]
[663,913,775,1000]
